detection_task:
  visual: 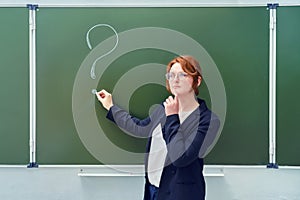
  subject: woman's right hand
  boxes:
[96,89,113,110]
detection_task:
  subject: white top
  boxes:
[148,109,195,187]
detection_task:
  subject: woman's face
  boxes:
[168,62,194,96]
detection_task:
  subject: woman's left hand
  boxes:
[163,96,179,116]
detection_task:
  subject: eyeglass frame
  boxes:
[165,72,189,81]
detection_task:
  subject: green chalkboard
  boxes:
[35,7,270,165]
[277,6,300,166]
[1,6,298,166]
[0,8,29,164]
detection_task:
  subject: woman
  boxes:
[97,55,220,200]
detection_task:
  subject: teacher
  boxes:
[96,55,220,200]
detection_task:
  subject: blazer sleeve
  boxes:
[163,109,220,167]
[106,104,163,138]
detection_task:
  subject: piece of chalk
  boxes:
[92,89,101,100]
[92,89,97,94]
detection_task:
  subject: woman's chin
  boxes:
[171,91,178,96]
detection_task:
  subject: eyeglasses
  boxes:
[165,72,188,81]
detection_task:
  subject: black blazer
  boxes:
[107,98,220,200]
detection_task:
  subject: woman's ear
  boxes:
[197,76,202,87]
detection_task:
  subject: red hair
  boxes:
[166,56,202,95]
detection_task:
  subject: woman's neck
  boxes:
[177,93,199,113]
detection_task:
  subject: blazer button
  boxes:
[171,170,176,174]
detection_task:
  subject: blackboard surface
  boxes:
[0,8,29,164]
[277,6,300,166]
[35,7,269,165]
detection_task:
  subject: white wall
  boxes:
[0,166,300,200]
[0,0,299,7]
